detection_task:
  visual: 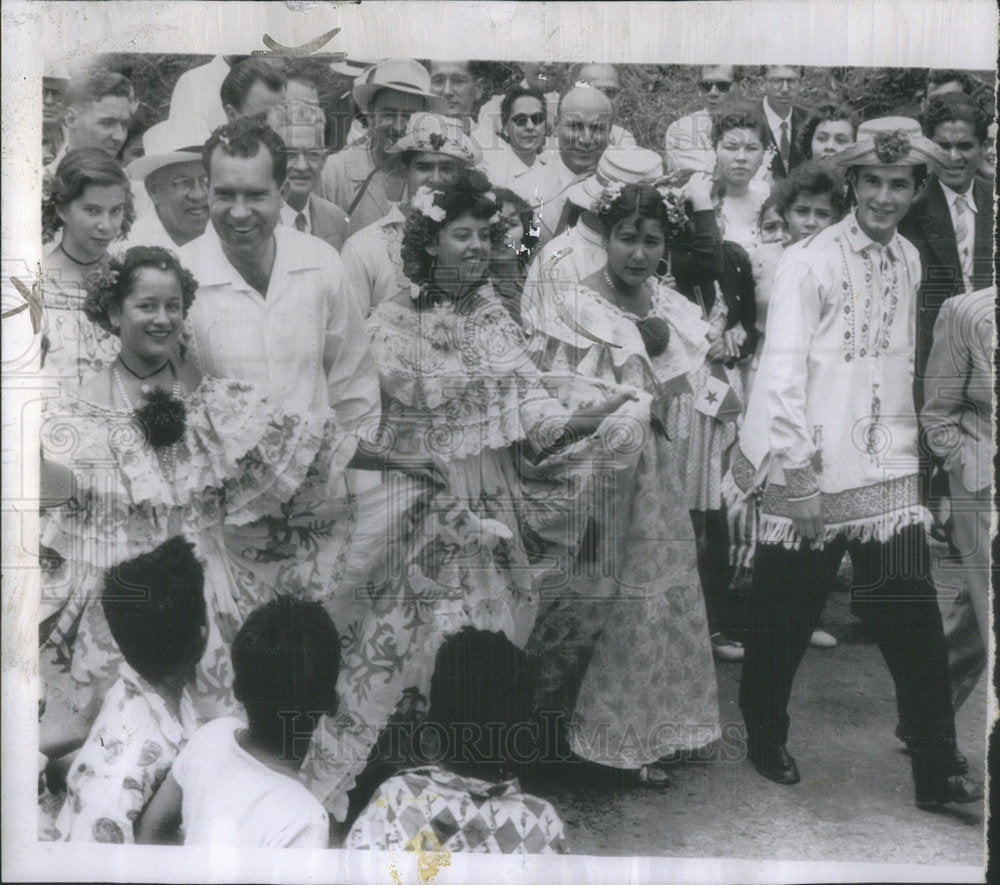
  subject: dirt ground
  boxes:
[533,583,988,869]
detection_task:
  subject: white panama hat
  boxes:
[352,58,448,115]
[127,114,214,180]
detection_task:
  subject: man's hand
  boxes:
[682,171,715,211]
[788,494,824,543]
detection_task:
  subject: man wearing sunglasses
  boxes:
[665,65,737,173]
[757,64,809,179]
[268,100,350,251]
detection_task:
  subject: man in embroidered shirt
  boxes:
[664,65,738,174]
[316,59,447,232]
[340,113,481,317]
[733,117,981,809]
[267,100,350,251]
[757,65,809,180]
[533,86,613,246]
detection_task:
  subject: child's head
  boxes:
[774,161,848,244]
[423,627,535,780]
[231,595,340,758]
[101,536,208,685]
[757,195,789,244]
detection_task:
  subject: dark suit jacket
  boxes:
[898,175,994,410]
[757,102,809,179]
[309,194,350,252]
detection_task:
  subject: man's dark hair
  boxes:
[922,92,988,144]
[500,85,548,127]
[925,68,971,94]
[846,163,928,193]
[101,536,207,685]
[203,116,288,186]
[426,627,535,778]
[220,58,287,115]
[231,595,340,756]
[711,106,768,147]
[63,69,134,110]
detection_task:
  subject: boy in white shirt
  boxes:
[136,596,339,847]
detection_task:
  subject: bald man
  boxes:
[530,86,613,246]
[576,63,636,147]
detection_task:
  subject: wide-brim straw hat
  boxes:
[128,115,214,180]
[352,58,448,115]
[835,116,949,168]
[385,112,482,165]
[565,147,665,209]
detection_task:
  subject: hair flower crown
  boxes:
[592,181,625,214]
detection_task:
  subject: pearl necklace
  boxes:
[112,361,182,476]
[603,268,650,317]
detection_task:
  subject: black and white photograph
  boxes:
[2,2,996,882]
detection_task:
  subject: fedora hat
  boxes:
[128,115,214,180]
[835,116,948,169]
[386,113,482,165]
[352,58,448,115]
[329,57,377,79]
[566,147,664,209]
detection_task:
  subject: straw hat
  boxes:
[385,112,482,165]
[565,147,664,209]
[128,115,214,180]
[352,59,447,115]
[835,116,948,168]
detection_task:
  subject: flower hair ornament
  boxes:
[654,182,690,229]
[873,130,911,165]
[592,181,625,214]
[411,186,446,222]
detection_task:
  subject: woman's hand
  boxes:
[722,322,748,359]
[682,171,715,211]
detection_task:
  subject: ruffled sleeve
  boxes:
[39,376,347,570]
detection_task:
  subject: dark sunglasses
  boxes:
[698,80,733,95]
[510,112,545,127]
[698,80,732,94]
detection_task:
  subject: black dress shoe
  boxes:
[894,727,970,774]
[747,743,801,785]
[912,756,983,808]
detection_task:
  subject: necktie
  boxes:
[294,211,307,232]
[953,194,971,290]
[779,120,790,167]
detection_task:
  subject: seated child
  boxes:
[45,536,207,843]
[347,627,569,854]
[135,596,338,848]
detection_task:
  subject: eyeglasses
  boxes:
[765,77,800,88]
[698,80,732,94]
[169,174,209,193]
[283,148,327,164]
[510,113,545,127]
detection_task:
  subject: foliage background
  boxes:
[91,55,996,155]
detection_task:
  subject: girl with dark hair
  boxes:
[798,102,858,161]
[488,186,539,325]
[39,246,343,753]
[711,108,770,249]
[525,181,722,785]
[304,171,636,813]
[41,148,135,389]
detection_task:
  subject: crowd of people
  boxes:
[35,55,993,852]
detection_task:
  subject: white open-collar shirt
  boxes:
[180,223,380,442]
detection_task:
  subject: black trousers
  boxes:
[739,524,957,757]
